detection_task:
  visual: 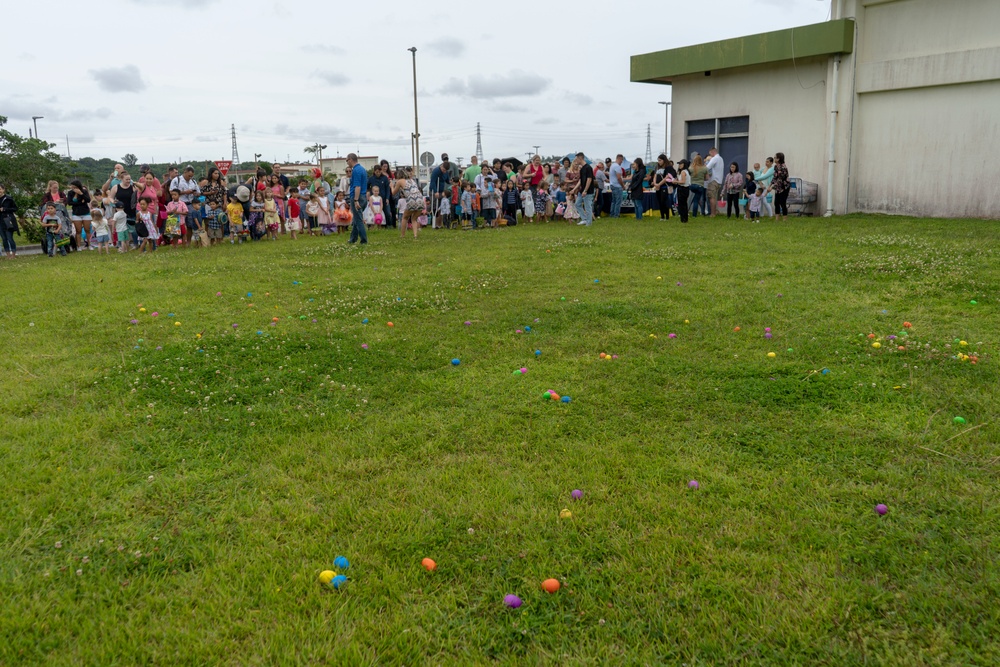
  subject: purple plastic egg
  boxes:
[503,594,522,608]
[688,480,699,489]
[765,333,773,339]
[875,504,888,516]
[571,489,583,500]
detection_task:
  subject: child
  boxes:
[306,193,322,235]
[164,190,188,247]
[249,190,266,240]
[502,180,518,221]
[226,198,245,243]
[91,209,111,254]
[285,197,302,241]
[563,192,580,221]
[263,189,280,240]
[723,162,745,219]
[748,187,764,220]
[481,183,499,228]
[204,201,224,245]
[367,186,384,227]
[535,183,551,222]
[136,198,158,252]
[332,191,351,231]
[519,184,535,222]
[297,180,313,234]
[437,190,452,229]
[113,201,129,252]
[460,183,474,229]
[41,204,66,257]
[743,172,756,220]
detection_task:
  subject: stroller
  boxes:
[40,202,73,255]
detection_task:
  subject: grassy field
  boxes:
[1,216,998,665]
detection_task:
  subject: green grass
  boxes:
[2,216,999,665]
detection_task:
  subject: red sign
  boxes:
[214,160,233,176]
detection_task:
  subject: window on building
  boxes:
[686,116,750,176]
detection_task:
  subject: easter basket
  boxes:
[739,198,748,206]
[53,235,71,248]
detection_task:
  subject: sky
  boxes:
[3,0,830,168]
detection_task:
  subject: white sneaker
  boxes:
[576,221,587,225]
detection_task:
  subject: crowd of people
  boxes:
[0,148,790,260]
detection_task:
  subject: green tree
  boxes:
[0,115,67,216]
[121,153,138,167]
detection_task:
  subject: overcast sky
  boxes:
[3,0,829,167]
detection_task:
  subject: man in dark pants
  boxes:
[347,153,368,244]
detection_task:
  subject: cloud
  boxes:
[312,71,350,86]
[425,38,465,58]
[89,65,146,93]
[0,98,111,122]
[494,103,528,113]
[274,123,412,147]
[127,0,219,6]
[195,136,218,142]
[68,136,94,144]
[534,117,558,125]
[439,70,550,99]
[565,92,593,106]
[301,44,346,55]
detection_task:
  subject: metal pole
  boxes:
[658,102,670,156]
[32,116,43,140]
[408,47,420,184]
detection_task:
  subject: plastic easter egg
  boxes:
[872,342,881,349]
[319,570,335,584]
[571,489,583,500]
[734,326,741,332]
[688,480,699,489]
[257,331,263,335]
[875,504,888,516]
[232,323,238,329]
[954,416,966,425]
[451,359,460,366]
[542,579,561,593]
[520,367,528,374]
[137,339,143,343]
[334,556,350,570]
[559,508,572,519]
[765,333,773,339]
[361,344,368,350]
[765,327,771,333]
[247,293,252,298]
[560,297,566,301]
[387,322,394,327]
[139,308,146,313]
[130,319,138,325]
[524,326,531,332]
[668,333,677,339]
[464,321,471,326]
[362,318,369,324]
[331,574,347,589]
[550,393,560,401]
[151,312,158,317]
[767,352,776,358]
[535,350,541,356]
[216,292,222,296]
[600,353,606,359]
[787,348,794,353]
[821,368,830,375]
[560,396,571,403]
[960,340,968,347]
[970,300,978,305]
[903,321,912,328]
[421,558,437,571]
[594,279,600,283]
[174,322,181,327]
[503,594,522,608]
[684,320,690,324]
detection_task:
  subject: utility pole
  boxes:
[658,102,671,156]
[66,135,72,160]
[32,116,43,140]
[408,47,420,183]
[532,145,541,157]
[231,124,241,170]
[645,124,652,164]
[475,122,483,161]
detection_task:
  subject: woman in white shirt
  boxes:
[674,159,691,223]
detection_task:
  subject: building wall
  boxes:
[670,58,830,210]
[319,156,380,177]
[844,0,1000,217]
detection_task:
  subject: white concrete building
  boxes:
[631,0,1000,218]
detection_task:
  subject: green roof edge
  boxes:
[631,18,855,84]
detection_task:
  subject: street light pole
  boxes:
[658,102,671,157]
[408,47,420,183]
[32,116,43,140]
[532,145,541,157]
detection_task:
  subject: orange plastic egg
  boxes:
[421,558,437,572]
[542,578,560,593]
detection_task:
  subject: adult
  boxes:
[608,154,626,217]
[651,154,674,220]
[526,155,544,192]
[429,159,452,227]
[0,185,18,258]
[171,166,201,245]
[163,166,179,192]
[390,166,424,239]
[688,155,708,218]
[202,166,228,214]
[66,180,93,249]
[753,158,775,218]
[770,152,791,221]
[628,158,647,220]
[440,153,460,182]
[42,180,65,208]
[137,164,162,194]
[558,157,570,181]
[271,163,290,223]
[593,163,607,218]
[462,155,482,186]
[102,164,124,193]
[136,174,160,227]
[491,158,503,177]
[705,147,725,217]
[110,173,138,245]
[502,162,516,183]
[542,164,554,188]
[674,160,691,223]
[369,163,391,226]
[474,165,496,194]
[723,162,744,218]
[573,152,595,226]
[346,153,368,244]
[379,160,397,228]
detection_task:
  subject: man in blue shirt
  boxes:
[347,153,368,244]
